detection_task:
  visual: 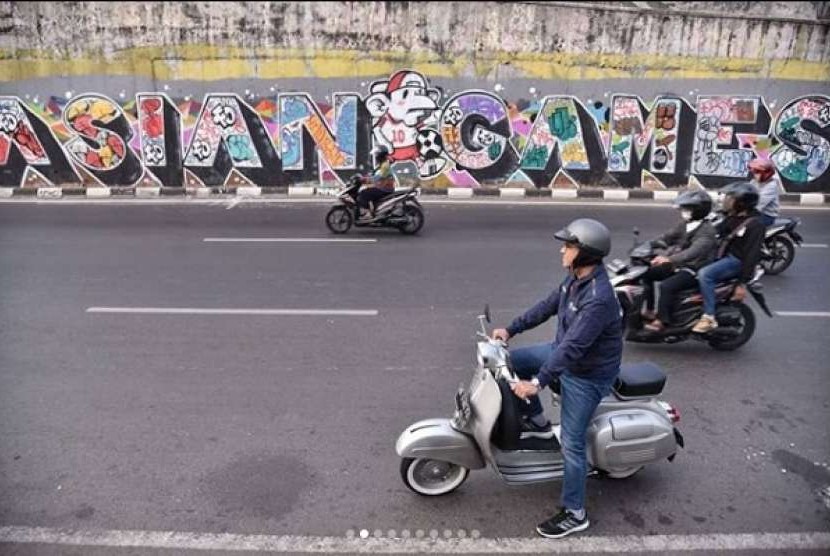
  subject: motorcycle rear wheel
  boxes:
[325,206,353,234]
[400,457,468,496]
[761,236,795,275]
[398,205,424,235]
[708,303,756,351]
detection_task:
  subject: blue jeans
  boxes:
[697,254,742,316]
[509,342,616,511]
[759,214,775,227]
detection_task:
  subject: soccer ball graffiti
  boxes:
[0,110,19,134]
[211,105,237,129]
[143,142,165,165]
[416,128,444,160]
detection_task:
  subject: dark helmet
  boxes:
[553,218,611,266]
[372,144,390,158]
[673,190,712,221]
[721,181,759,212]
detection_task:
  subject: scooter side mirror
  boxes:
[484,304,491,323]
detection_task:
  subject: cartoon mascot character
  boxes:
[364,70,448,178]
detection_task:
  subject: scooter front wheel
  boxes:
[325,206,353,234]
[400,457,469,496]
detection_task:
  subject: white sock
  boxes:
[569,508,586,520]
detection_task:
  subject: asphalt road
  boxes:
[1,200,829,553]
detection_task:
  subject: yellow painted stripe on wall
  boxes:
[1,47,828,82]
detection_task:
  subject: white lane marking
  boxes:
[0,526,828,553]
[801,243,829,248]
[86,307,378,316]
[203,237,377,243]
[776,311,830,317]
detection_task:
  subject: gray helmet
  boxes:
[673,190,712,220]
[553,218,611,258]
[721,181,759,212]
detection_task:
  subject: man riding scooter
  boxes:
[640,190,717,334]
[491,218,622,539]
[748,158,781,228]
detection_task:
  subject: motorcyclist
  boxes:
[692,182,765,334]
[356,145,395,221]
[748,158,781,228]
[491,218,622,539]
[640,190,717,334]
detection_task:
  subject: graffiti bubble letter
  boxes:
[771,95,830,192]
[439,91,519,183]
[63,94,143,186]
[183,94,282,187]
[0,97,80,188]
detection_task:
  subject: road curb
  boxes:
[1,186,828,205]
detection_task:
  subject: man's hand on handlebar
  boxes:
[491,328,511,343]
[511,380,539,399]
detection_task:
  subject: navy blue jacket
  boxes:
[506,265,623,386]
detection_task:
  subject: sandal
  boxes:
[644,320,665,333]
[640,310,657,322]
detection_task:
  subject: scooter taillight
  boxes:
[659,401,681,423]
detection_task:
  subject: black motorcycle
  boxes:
[708,212,802,275]
[325,175,424,235]
[608,231,773,351]
[761,217,802,275]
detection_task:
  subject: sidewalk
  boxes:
[1,185,828,206]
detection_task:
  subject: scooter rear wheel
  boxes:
[325,206,353,234]
[707,303,756,351]
[400,457,469,496]
[761,236,795,275]
[398,205,424,235]
[603,466,643,479]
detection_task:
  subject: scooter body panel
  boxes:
[590,398,678,473]
[395,418,486,470]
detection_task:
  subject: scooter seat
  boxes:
[614,362,666,399]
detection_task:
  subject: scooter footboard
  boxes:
[589,410,677,472]
[395,418,486,470]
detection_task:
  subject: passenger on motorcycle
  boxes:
[641,190,717,334]
[692,182,765,334]
[356,145,396,221]
[748,158,781,228]
[491,218,622,539]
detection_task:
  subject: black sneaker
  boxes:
[536,508,589,539]
[520,416,555,439]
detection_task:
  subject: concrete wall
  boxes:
[1,1,829,191]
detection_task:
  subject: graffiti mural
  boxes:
[515,96,606,188]
[62,94,144,186]
[439,91,519,184]
[183,94,282,187]
[279,92,371,184]
[137,94,183,187]
[1,73,828,192]
[608,95,695,188]
[0,96,80,187]
[770,95,830,191]
[365,70,447,179]
[692,96,772,188]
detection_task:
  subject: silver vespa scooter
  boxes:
[396,307,684,496]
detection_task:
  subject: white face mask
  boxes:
[680,209,693,221]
